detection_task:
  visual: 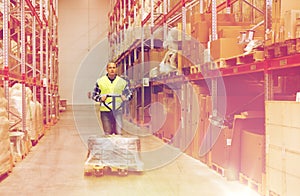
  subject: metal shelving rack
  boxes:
[108,0,300,122]
[0,0,59,135]
[107,1,300,194]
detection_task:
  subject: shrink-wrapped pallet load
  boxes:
[27,101,37,141]
[9,83,27,130]
[8,83,43,141]
[84,135,143,176]
[27,101,44,142]
[0,89,12,175]
[35,102,44,138]
[0,87,4,98]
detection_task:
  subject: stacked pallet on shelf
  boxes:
[9,83,43,146]
[9,84,31,159]
[296,17,300,38]
[239,129,265,194]
[0,88,13,176]
[265,101,300,196]
[265,38,300,59]
[284,10,300,41]
[153,88,180,143]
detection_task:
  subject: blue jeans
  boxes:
[100,110,123,135]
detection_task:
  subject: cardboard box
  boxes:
[280,1,300,17]
[217,26,250,39]
[210,38,243,60]
[177,22,191,40]
[189,43,206,65]
[240,130,265,183]
[284,10,300,40]
[253,50,265,61]
[211,127,234,168]
[191,13,236,26]
[192,21,209,43]
[265,101,300,129]
[147,48,167,74]
[138,50,160,77]
[296,25,300,38]
[265,101,300,196]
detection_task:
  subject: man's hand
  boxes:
[101,95,107,102]
[121,95,127,101]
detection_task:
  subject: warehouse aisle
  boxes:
[0,106,260,196]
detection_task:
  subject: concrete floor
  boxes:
[0,105,260,196]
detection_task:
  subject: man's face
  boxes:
[107,63,117,78]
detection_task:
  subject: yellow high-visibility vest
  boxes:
[97,75,127,112]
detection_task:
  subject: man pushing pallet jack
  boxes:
[84,62,143,176]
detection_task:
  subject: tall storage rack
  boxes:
[0,0,59,142]
[108,0,300,195]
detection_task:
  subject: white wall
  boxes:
[58,0,110,104]
[73,39,109,105]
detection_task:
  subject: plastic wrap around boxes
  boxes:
[9,83,44,142]
[84,135,143,176]
[0,88,13,175]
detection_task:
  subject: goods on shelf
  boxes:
[146,28,180,78]
[191,21,210,43]
[0,87,5,101]
[1,0,59,130]
[0,94,12,175]
[9,84,31,129]
[296,92,300,102]
[208,111,265,180]
[8,83,43,141]
[59,99,67,112]
[266,101,300,196]
[27,101,44,141]
[210,126,233,176]
[210,38,244,60]
[143,0,161,16]
[284,10,300,40]
[158,49,177,74]
[240,129,265,185]
[192,13,236,26]
[271,1,300,43]
[186,93,206,160]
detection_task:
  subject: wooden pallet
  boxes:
[211,163,226,177]
[187,50,265,75]
[212,59,227,69]
[268,190,280,196]
[213,51,264,69]
[284,38,300,54]
[265,38,300,59]
[0,171,9,182]
[30,128,45,146]
[162,137,172,144]
[0,158,13,182]
[222,52,256,67]
[265,42,286,59]
[201,62,213,72]
[239,172,263,195]
[210,163,239,180]
[190,65,201,74]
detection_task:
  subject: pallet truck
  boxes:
[84,94,143,177]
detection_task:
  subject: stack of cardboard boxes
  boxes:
[284,10,300,40]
